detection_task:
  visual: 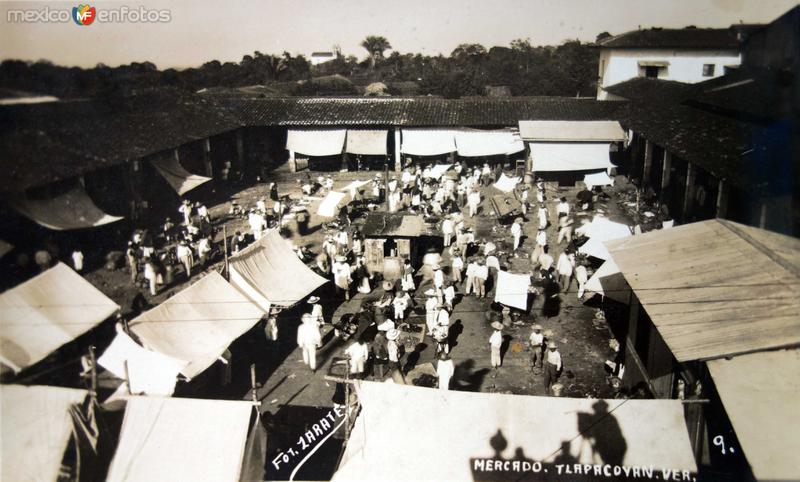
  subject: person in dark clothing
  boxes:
[269,182,279,201]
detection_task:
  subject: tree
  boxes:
[596,32,612,43]
[360,35,392,68]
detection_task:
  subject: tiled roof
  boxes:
[0,88,240,193]
[225,96,627,127]
[603,78,698,103]
[598,28,739,49]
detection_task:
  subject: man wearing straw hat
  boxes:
[297,314,322,373]
[529,324,545,370]
[307,296,323,325]
[474,258,489,299]
[511,217,523,251]
[424,289,439,335]
[332,255,352,301]
[489,321,504,370]
[437,351,455,390]
[543,341,563,395]
[386,328,401,373]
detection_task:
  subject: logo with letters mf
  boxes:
[72,4,96,25]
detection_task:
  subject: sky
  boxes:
[0,0,797,69]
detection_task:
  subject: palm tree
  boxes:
[361,36,392,68]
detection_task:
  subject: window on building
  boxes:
[644,66,660,78]
[702,64,715,77]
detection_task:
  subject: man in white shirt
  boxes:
[529,324,545,369]
[345,337,369,377]
[556,197,570,218]
[441,217,455,247]
[531,229,548,263]
[468,189,481,218]
[538,246,555,272]
[464,258,477,295]
[297,314,322,373]
[557,215,573,245]
[437,351,455,390]
[510,218,523,251]
[473,259,489,298]
[71,249,84,272]
[537,203,549,230]
[176,240,193,279]
[543,342,562,395]
[425,290,439,335]
[556,251,575,292]
[489,322,504,369]
[575,264,589,300]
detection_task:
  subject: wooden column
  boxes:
[235,130,245,172]
[661,151,671,191]
[288,149,297,173]
[341,152,350,171]
[642,140,653,185]
[715,179,728,219]
[759,202,768,228]
[202,138,213,177]
[394,129,402,172]
[682,162,696,220]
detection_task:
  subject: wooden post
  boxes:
[661,151,671,192]
[683,162,696,221]
[288,149,297,173]
[715,179,728,219]
[344,359,351,440]
[394,129,402,172]
[642,140,653,186]
[202,138,213,178]
[123,360,132,395]
[250,364,259,413]
[759,202,768,228]
[384,163,389,211]
[223,225,229,280]
[89,345,97,399]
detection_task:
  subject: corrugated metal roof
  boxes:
[598,28,739,49]
[225,97,627,127]
[606,219,800,362]
[518,120,625,141]
[362,212,427,237]
[707,349,800,481]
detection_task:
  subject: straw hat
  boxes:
[307,296,320,304]
[491,321,504,331]
[386,329,400,340]
[335,255,347,262]
[382,280,394,291]
[514,217,523,224]
[432,264,441,270]
[532,324,543,331]
[424,288,436,297]
[548,341,558,349]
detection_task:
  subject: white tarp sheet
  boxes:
[106,396,253,482]
[317,191,348,217]
[151,156,212,196]
[423,164,453,179]
[1,385,88,482]
[519,120,626,141]
[493,173,521,193]
[98,330,187,396]
[11,184,123,231]
[0,262,119,372]
[129,271,263,379]
[585,259,630,304]
[584,171,615,190]
[577,217,632,260]
[345,130,388,155]
[334,382,697,481]
[339,180,371,199]
[286,129,346,157]
[229,229,328,309]
[400,129,456,156]
[530,142,614,172]
[455,129,524,157]
[494,270,530,310]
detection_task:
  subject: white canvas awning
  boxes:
[494,271,530,310]
[576,217,632,260]
[129,271,263,379]
[0,262,119,372]
[493,173,521,193]
[106,396,253,482]
[151,156,212,196]
[455,129,524,157]
[584,171,615,189]
[519,121,625,142]
[98,330,187,396]
[529,142,615,172]
[707,350,800,482]
[400,129,456,156]
[1,385,88,482]
[286,129,346,156]
[10,184,123,231]
[423,164,453,179]
[585,259,630,304]
[334,382,697,481]
[345,130,388,155]
[317,191,348,218]
[229,229,328,310]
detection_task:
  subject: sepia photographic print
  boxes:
[0,0,798,480]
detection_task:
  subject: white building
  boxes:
[596,28,742,99]
[310,52,336,66]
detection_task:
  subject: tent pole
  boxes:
[344,359,351,440]
[250,363,260,414]
[384,163,389,212]
[123,360,132,395]
[223,225,229,280]
[89,345,97,400]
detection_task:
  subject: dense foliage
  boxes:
[0,37,599,98]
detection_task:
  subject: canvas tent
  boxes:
[1,385,89,482]
[317,191,348,217]
[10,183,123,230]
[454,129,524,157]
[519,120,625,142]
[494,271,530,310]
[400,129,457,156]
[345,129,388,155]
[584,171,615,190]
[129,271,263,379]
[229,229,328,311]
[706,349,800,481]
[106,396,254,482]
[529,143,615,172]
[493,173,521,193]
[286,129,346,156]
[576,217,632,260]
[0,262,119,372]
[585,259,630,304]
[98,330,188,396]
[334,382,696,481]
[151,156,212,196]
